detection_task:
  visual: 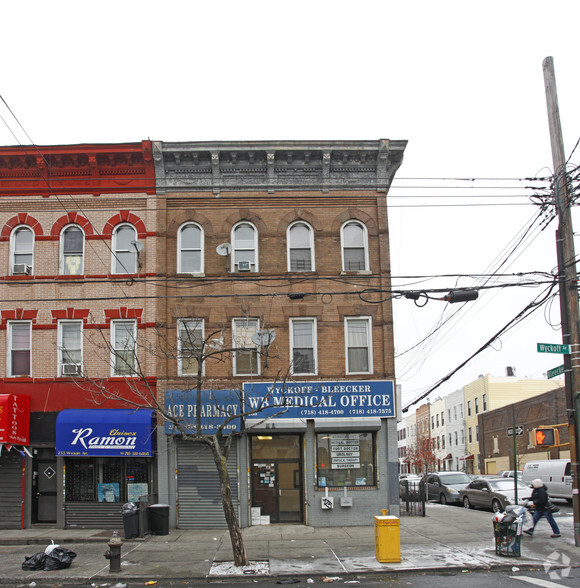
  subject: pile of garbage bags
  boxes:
[22,542,77,571]
[497,503,533,527]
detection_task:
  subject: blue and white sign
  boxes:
[56,409,155,457]
[243,380,395,420]
[165,389,241,435]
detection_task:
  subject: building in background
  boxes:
[479,384,568,474]
[445,388,466,471]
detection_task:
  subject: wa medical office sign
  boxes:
[243,380,395,421]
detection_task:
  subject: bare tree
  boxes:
[74,318,292,567]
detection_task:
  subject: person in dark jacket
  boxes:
[524,478,561,537]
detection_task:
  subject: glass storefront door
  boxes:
[251,435,303,523]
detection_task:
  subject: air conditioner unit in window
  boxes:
[62,363,81,376]
[236,261,251,271]
[13,264,31,275]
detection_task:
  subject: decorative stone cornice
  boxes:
[153,139,407,194]
[0,141,156,197]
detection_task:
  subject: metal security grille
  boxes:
[0,452,23,529]
[399,479,426,517]
[176,439,238,528]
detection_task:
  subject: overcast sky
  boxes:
[2,1,579,408]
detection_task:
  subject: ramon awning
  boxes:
[460,454,474,460]
[444,453,452,460]
[56,409,155,457]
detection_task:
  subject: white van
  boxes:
[521,459,572,502]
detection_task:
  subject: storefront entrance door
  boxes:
[251,435,302,523]
[32,450,57,524]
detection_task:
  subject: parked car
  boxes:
[399,474,423,500]
[521,459,572,503]
[460,477,531,512]
[497,470,522,479]
[424,471,471,504]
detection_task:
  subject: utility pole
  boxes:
[543,56,580,547]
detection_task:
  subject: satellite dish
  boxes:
[131,240,144,253]
[251,329,276,347]
[216,243,232,256]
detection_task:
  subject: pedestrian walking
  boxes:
[524,478,561,538]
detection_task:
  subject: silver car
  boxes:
[424,472,471,504]
[460,477,531,512]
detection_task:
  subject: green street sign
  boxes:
[547,364,565,379]
[537,343,570,355]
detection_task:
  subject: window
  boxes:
[60,225,84,275]
[58,321,82,376]
[461,430,465,444]
[449,433,452,446]
[476,426,479,442]
[8,321,31,376]
[483,394,487,411]
[111,320,137,376]
[341,221,369,271]
[467,400,471,417]
[441,435,445,449]
[447,409,451,422]
[112,224,138,274]
[475,397,479,414]
[460,404,464,419]
[290,318,317,375]
[178,223,203,274]
[316,432,376,487]
[468,427,472,443]
[233,318,260,375]
[11,226,34,274]
[178,319,204,376]
[65,457,150,502]
[436,414,439,428]
[287,221,314,271]
[441,411,444,425]
[232,222,258,272]
[345,317,372,374]
[453,406,457,421]
[454,431,458,445]
[432,416,435,429]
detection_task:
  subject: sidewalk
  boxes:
[0,505,578,585]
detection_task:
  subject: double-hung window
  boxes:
[8,321,31,376]
[178,319,204,376]
[290,318,317,375]
[61,225,84,275]
[112,224,138,274]
[287,221,314,272]
[178,223,203,274]
[111,320,137,376]
[341,221,369,272]
[58,321,82,376]
[233,318,260,375]
[345,317,372,374]
[11,226,34,275]
[232,222,258,272]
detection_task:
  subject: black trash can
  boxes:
[122,502,140,539]
[148,504,170,535]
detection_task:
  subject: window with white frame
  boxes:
[58,321,82,376]
[178,318,204,376]
[178,223,203,274]
[345,317,372,374]
[233,318,260,375]
[60,225,84,275]
[232,222,258,272]
[112,224,138,274]
[111,320,137,376]
[11,226,34,275]
[290,318,317,375]
[8,321,31,376]
[341,221,369,271]
[287,221,314,272]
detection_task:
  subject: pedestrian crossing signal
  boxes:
[533,428,558,446]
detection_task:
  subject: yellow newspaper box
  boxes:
[374,513,401,563]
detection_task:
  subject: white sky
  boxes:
[1,1,579,408]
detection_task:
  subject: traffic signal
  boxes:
[533,428,559,446]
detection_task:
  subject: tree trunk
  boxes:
[208,437,249,567]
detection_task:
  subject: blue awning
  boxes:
[56,409,155,457]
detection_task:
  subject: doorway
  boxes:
[32,449,57,524]
[251,435,303,523]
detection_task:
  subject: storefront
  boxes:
[56,408,156,529]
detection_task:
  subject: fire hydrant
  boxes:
[104,531,123,573]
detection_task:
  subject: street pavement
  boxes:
[0,504,578,585]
